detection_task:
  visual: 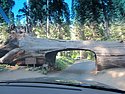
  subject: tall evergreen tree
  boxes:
[49,0,70,24]
[18,0,70,37]
[72,0,116,39]
[18,0,70,25]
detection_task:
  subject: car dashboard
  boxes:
[0,82,122,94]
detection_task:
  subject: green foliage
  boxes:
[71,51,79,59]
[110,22,125,40]
[17,0,70,37]
[72,22,106,40]
[18,0,70,26]
[0,24,9,44]
[33,23,70,39]
[48,23,70,39]
[72,0,101,24]
[0,64,8,72]
[29,0,46,24]
[112,0,125,21]
[72,0,125,39]
[33,26,47,38]
[49,0,70,24]
[55,58,68,70]
[86,51,95,61]
[55,56,75,71]
[61,56,75,64]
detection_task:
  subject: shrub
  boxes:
[55,58,68,71]
[55,56,75,71]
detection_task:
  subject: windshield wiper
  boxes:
[0,80,125,93]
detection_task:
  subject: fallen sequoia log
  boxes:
[0,33,46,66]
[0,48,24,64]
[0,40,24,64]
[1,32,125,71]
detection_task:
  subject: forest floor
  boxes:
[0,60,125,91]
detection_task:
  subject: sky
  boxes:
[12,0,72,18]
[12,0,26,18]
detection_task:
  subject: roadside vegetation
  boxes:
[55,51,96,71]
[55,56,75,70]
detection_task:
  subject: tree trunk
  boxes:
[0,48,24,64]
[0,31,20,64]
[58,24,63,39]
[46,0,50,38]
[78,26,86,59]
[102,0,110,39]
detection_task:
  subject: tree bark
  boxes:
[0,48,24,63]
[102,0,110,39]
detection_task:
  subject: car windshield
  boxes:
[0,0,125,92]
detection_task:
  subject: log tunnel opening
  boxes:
[45,48,97,71]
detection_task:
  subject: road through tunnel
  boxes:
[45,48,97,71]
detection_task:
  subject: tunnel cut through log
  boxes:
[45,48,97,70]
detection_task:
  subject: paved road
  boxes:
[49,60,96,81]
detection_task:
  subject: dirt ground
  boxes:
[0,68,46,81]
[92,68,125,90]
[0,60,125,91]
